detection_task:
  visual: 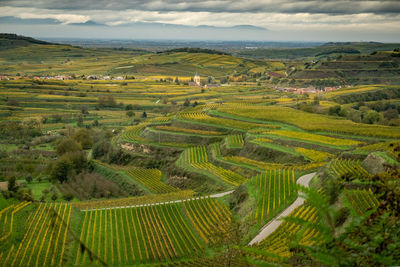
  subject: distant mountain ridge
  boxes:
[0,33,57,50]
[0,33,53,45]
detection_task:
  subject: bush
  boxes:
[51,193,58,201]
[126,110,135,117]
[73,128,93,149]
[50,151,87,183]
[57,138,82,156]
[97,95,117,108]
[62,192,74,201]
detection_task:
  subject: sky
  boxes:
[1,0,400,42]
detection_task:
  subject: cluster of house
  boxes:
[275,86,341,94]
[34,75,73,80]
[86,75,125,80]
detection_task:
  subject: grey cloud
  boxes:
[1,0,400,14]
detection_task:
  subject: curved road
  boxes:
[248,172,316,245]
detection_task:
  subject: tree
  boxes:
[80,105,89,114]
[126,110,135,118]
[42,188,49,198]
[97,95,117,108]
[63,193,74,201]
[50,159,70,183]
[362,110,382,124]
[183,99,191,107]
[125,104,133,110]
[26,175,33,183]
[73,128,93,149]
[384,109,399,120]
[57,138,82,156]
[76,115,84,127]
[8,176,18,192]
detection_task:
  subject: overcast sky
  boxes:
[1,0,400,42]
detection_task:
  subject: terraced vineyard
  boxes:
[255,205,322,260]
[154,125,224,136]
[72,191,195,210]
[330,159,370,180]
[1,35,400,267]
[125,167,179,193]
[177,111,267,130]
[223,155,326,171]
[121,123,149,143]
[266,129,363,147]
[294,147,333,162]
[180,146,247,186]
[217,104,400,138]
[76,197,231,265]
[225,134,244,148]
[249,169,297,223]
[344,189,380,215]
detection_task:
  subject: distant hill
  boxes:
[236,42,400,60]
[289,50,400,85]
[0,33,55,49]
[160,47,230,56]
[0,34,264,77]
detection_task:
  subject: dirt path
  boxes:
[248,172,316,245]
[82,190,234,211]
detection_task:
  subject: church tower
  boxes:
[194,72,201,86]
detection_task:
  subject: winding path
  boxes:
[248,172,316,245]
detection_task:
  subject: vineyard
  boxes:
[1,36,399,267]
[217,105,400,138]
[266,130,363,147]
[225,134,244,148]
[72,190,195,210]
[223,155,326,171]
[329,159,370,180]
[177,111,267,130]
[180,146,247,186]
[0,201,30,242]
[295,147,333,162]
[344,189,380,215]
[249,169,297,223]
[154,125,224,136]
[125,167,179,193]
[120,123,149,143]
[254,205,322,260]
[1,203,72,267]
[75,197,231,265]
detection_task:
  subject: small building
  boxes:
[194,72,201,86]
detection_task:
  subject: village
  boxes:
[0,73,342,94]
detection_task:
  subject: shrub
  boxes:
[73,128,93,149]
[97,95,117,108]
[57,138,82,156]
